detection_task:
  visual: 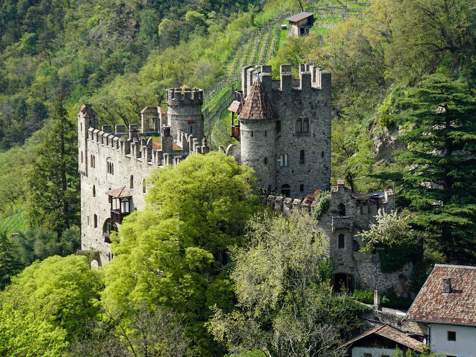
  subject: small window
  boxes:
[92,185,96,197]
[264,130,267,137]
[296,119,302,133]
[321,151,324,158]
[93,214,98,228]
[338,234,345,249]
[381,355,390,357]
[448,331,456,341]
[90,155,95,168]
[143,179,146,194]
[299,150,305,164]
[276,120,281,133]
[107,160,114,175]
[264,157,268,165]
[338,203,346,216]
[189,126,193,134]
[299,184,304,192]
[130,175,134,189]
[302,118,309,133]
[81,151,83,164]
[279,154,288,167]
[250,131,254,137]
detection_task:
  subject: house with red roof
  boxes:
[406,264,476,357]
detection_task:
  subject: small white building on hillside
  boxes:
[407,264,476,357]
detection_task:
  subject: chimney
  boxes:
[374,289,382,311]
[442,278,452,293]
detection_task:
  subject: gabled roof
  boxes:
[407,264,476,327]
[239,81,272,121]
[287,12,314,23]
[107,187,131,198]
[342,325,425,352]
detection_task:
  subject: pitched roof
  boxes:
[287,12,314,23]
[107,187,131,198]
[239,81,272,121]
[341,325,425,352]
[407,264,476,326]
[228,100,242,114]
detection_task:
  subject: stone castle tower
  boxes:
[229,64,331,198]
[78,88,208,265]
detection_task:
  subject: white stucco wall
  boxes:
[352,347,397,357]
[430,324,476,357]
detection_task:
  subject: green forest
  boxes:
[0,0,475,355]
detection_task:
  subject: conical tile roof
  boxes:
[239,81,272,120]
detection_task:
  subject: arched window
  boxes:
[338,203,346,216]
[338,234,345,249]
[94,214,98,228]
[281,184,291,197]
[92,185,96,197]
[143,179,146,194]
[299,150,305,164]
[130,175,134,189]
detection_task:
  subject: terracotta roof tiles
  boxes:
[406,264,476,326]
[239,81,272,121]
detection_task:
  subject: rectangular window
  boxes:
[296,119,302,133]
[278,154,288,167]
[276,121,281,133]
[300,184,304,192]
[447,331,456,341]
[302,118,309,133]
[363,354,372,357]
[338,234,345,249]
[299,150,305,164]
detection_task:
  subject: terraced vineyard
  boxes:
[204,0,369,148]
[204,14,289,148]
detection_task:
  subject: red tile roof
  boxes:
[342,324,425,352]
[239,81,272,121]
[407,264,476,326]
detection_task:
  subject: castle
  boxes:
[78,64,412,294]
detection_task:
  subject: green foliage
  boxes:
[383,73,476,263]
[208,213,366,356]
[28,99,79,236]
[0,255,102,356]
[102,152,258,355]
[0,232,21,289]
[313,191,331,220]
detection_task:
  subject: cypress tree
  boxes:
[390,73,476,263]
[28,98,79,237]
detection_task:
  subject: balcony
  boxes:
[331,216,353,232]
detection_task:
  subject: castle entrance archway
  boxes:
[333,273,354,293]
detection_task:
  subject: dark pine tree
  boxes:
[28,98,79,237]
[391,73,476,264]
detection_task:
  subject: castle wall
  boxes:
[80,130,156,264]
[167,88,204,141]
[239,64,331,198]
[265,184,412,295]
[78,90,207,265]
[240,119,276,191]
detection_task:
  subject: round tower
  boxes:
[167,88,204,140]
[239,81,276,193]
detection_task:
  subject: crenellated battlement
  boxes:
[167,88,204,106]
[266,194,316,215]
[241,64,331,98]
